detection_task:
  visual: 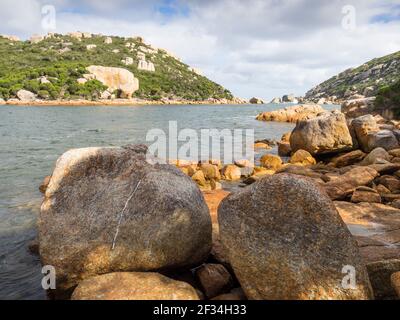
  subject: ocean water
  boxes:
[0,103,338,300]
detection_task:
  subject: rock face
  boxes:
[221,165,241,181]
[71,272,200,300]
[290,112,354,155]
[17,89,36,101]
[249,97,264,104]
[39,145,212,293]
[86,66,139,98]
[256,104,325,123]
[366,260,400,300]
[218,174,373,300]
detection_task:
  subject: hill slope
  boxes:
[305,51,400,101]
[0,33,234,102]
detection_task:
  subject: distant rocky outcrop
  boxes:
[305,50,400,102]
[86,65,139,98]
[249,97,264,104]
[282,94,298,103]
[256,104,326,123]
[1,35,20,41]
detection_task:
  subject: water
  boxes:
[0,103,337,299]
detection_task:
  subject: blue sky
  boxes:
[1,0,400,100]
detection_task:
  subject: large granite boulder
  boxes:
[17,89,36,101]
[39,145,212,294]
[256,104,325,123]
[218,174,373,300]
[86,66,139,98]
[351,115,380,152]
[71,272,200,300]
[290,111,354,155]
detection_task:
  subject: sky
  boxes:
[1,0,400,100]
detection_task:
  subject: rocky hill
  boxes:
[0,32,235,103]
[305,50,400,102]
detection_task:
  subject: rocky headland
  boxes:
[0,32,245,106]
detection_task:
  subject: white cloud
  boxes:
[1,0,400,100]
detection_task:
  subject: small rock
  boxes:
[195,264,234,299]
[391,272,400,298]
[351,189,381,204]
[28,239,40,255]
[281,132,291,143]
[71,272,200,300]
[240,166,254,178]
[324,166,379,200]
[376,175,400,193]
[278,142,292,157]
[192,170,207,187]
[260,154,282,170]
[210,180,222,191]
[234,159,253,168]
[221,165,241,181]
[389,149,400,158]
[200,164,221,181]
[39,176,51,194]
[290,150,316,166]
[329,150,366,168]
[367,259,400,300]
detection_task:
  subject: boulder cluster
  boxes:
[35,108,400,300]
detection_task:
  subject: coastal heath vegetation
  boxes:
[0,34,233,102]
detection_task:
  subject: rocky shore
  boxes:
[34,106,400,300]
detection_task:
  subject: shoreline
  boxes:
[0,98,247,107]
